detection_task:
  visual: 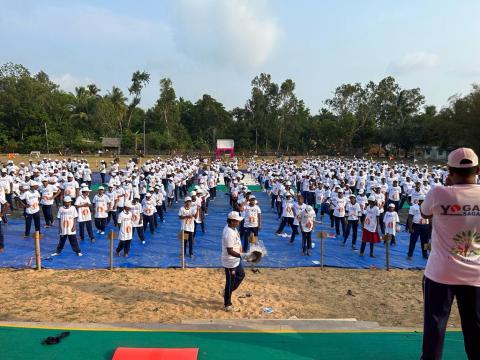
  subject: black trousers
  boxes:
[183,231,193,256]
[408,223,429,258]
[422,276,480,360]
[133,226,145,241]
[224,262,245,307]
[56,234,81,254]
[334,216,346,236]
[41,205,54,226]
[94,218,106,232]
[116,240,131,254]
[277,217,294,234]
[143,214,155,234]
[25,212,41,236]
[79,220,95,240]
[155,205,164,222]
[301,231,312,253]
[243,227,258,252]
[107,211,117,225]
[0,222,4,249]
[344,219,359,245]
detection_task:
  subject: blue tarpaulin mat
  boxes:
[0,190,427,270]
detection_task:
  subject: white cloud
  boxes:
[173,0,279,69]
[389,52,439,75]
[51,73,95,93]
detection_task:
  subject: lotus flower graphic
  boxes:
[451,230,480,257]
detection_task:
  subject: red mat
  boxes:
[112,347,199,360]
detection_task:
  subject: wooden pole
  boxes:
[181,233,185,270]
[320,235,324,270]
[109,230,114,271]
[34,231,41,271]
[385,237,390,271]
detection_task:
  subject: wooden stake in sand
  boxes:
[34,231,41,271]
[382,234,392,271]
[316,231,328,270]
[178,231,186,270]
[108,230,115,270]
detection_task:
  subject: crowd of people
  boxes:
[0,157,221,257]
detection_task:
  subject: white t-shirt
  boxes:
[22,190,40,215]
[57,206,78,235]
[39,184,58,205]
[300,209,315,232]
[221,225,242,268]
[363,205,380,233]
[178,206,196,232]
[142,198,156,216]
[422,184,480,286]
[282,200,295,218]
[388,186,401,201]
[409,203,429,225]
[244,204,261,228]
[131,203,143,227]
[293,203,306,226]
[75,196,92,222]
[346,202,362,221]
[92,194,109,219]
[117,211,133,241]
[333,197,346,217]
[383,211,400,235]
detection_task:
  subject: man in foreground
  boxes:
[222,211,245,312]
[420,147,480,360]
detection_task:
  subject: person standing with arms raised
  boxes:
[420,148,480,360]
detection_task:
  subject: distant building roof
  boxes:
[101,137,120,148]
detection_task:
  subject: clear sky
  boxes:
[1,0,479,113]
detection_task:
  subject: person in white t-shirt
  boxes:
[221,211,245,312]
[383,203,400,246]
[116,202,133,257]
[242,195,262,251]
[51,196,82,256]
[419,148,480,360]
[20,182,41,238]
[141,192,156,235]
[0,197,10,253]
[178,197,197,257]
[131,196,145,244]
[407,195,430,260]
[92,186,109,234]
[39,178,59,227]
[300,205,315,255]
[99,160,107,184]
[343,194,362,249]
[75,187,95,243]
[360,195,380,257]
[332,189,347,237]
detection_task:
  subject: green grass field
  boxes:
[0,325,466,360]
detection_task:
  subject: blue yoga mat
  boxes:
[0,189,427,270]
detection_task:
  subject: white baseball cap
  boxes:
[184,196,192,202]
[227,211,243,221]
[63,196,72,202]
[368,195,376,202]
[447,148,479,168]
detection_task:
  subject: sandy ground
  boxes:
[0,268,461,328]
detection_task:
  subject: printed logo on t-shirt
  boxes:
[451,230,480,260]
[440,204,480,216]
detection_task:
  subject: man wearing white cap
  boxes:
[383,203,400,246]
[419,148,480,359]
[39,178,60,227]
[243,195,262,251]
[75,187,95,242]
[61,173,79,203]
[116,201,133,257]
[360,195,381,257]
[178,196,197,257]
[141,192,156,235]
[19,181,41,238]
[222,211,245,311]
[406,194,429,260]
[92,186,108,234]
[51,196,82,257]
[332,189,347,237]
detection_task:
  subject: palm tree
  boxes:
[106,86,127,135]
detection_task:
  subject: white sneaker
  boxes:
[142,241,146,245]
[77,252,83,257]
[51,252,60,257]
[100,231,105,235]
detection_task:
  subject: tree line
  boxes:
[0,62,478,156]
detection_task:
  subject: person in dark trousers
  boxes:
[221,211,246,312]
[51,196,82,257]
[420,148,480,360]
[0,199,10,253]
[407,195,430,260]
